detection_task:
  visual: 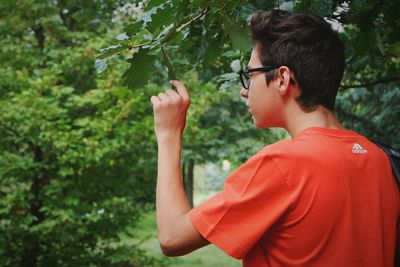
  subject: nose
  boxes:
[240,88,249,98]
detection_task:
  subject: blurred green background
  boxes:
[0,0,399,266]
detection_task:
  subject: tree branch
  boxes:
[57,0,81,31]
[33,24,45,51]
[127,8,209,51]
[339,76,400,90]
[344,55,356,66]
[176,8,208,33]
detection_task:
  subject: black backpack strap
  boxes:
[374,142,400,188]
[374,142,400,266]
[373,141,400,267]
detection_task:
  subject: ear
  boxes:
[276,66,292,95]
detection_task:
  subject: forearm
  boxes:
[156,133,191,242]
[151,81,209,256]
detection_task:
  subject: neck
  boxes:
[283,105,345,138]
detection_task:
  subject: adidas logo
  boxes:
[352,143,368,154]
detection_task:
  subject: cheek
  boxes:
[248,94,265,124]
[253,94,281,128]
[248,92,258,114]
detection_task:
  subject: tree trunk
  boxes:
[21,146,48,267]
[182,159,194,208]
[187,159,194,208]
[33,25,45,52]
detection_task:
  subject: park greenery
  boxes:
[0,0,399,266]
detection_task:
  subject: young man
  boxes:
[150,10,399,267]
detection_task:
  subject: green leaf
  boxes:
[309,0,333,17]
[375,31,385,56]
[295,0,333,16]
[222,15,250,53]
[124,21,144,37]
[204,36,223,62]
[144,0,168,11]
[122,49,156,89]
[349,0,371,12]
[115,32,129,41]
[146,2,176,34]
[95,58,108,73]
[294,0,312,12]
[98,44,129,59]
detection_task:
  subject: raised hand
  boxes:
[150,80,190,140]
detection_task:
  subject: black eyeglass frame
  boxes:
[238,65,295,89]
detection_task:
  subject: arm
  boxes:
[150,80,210,257]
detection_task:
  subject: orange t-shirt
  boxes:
[188,127,400,267]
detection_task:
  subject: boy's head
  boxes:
[250,10,345,112]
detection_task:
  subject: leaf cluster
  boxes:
[101,0,400,145]
[0,1,167,266]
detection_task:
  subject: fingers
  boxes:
[150,80,190,106]
[164,89,178,98]
[170,80,189,103]
[158,92,168,101]
[150,95,161,107]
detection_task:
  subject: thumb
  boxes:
[170,80,189,102]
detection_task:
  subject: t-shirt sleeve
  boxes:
[188,150,293,259]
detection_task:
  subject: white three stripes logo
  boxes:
[352,143,368,154]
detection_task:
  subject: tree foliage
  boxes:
[0,1,165,266]
[0,0,399,266]
[101,0,399,145]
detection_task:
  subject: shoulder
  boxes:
[226,139,294,185]
[255,138,307,160]
[248,137,326,177]
[235,139,297,180]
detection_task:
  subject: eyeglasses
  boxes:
[238,66,278,89]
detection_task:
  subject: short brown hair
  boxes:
[250,10,345,111]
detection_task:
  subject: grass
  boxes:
[127,211,242,267]
[121,165,242,266]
